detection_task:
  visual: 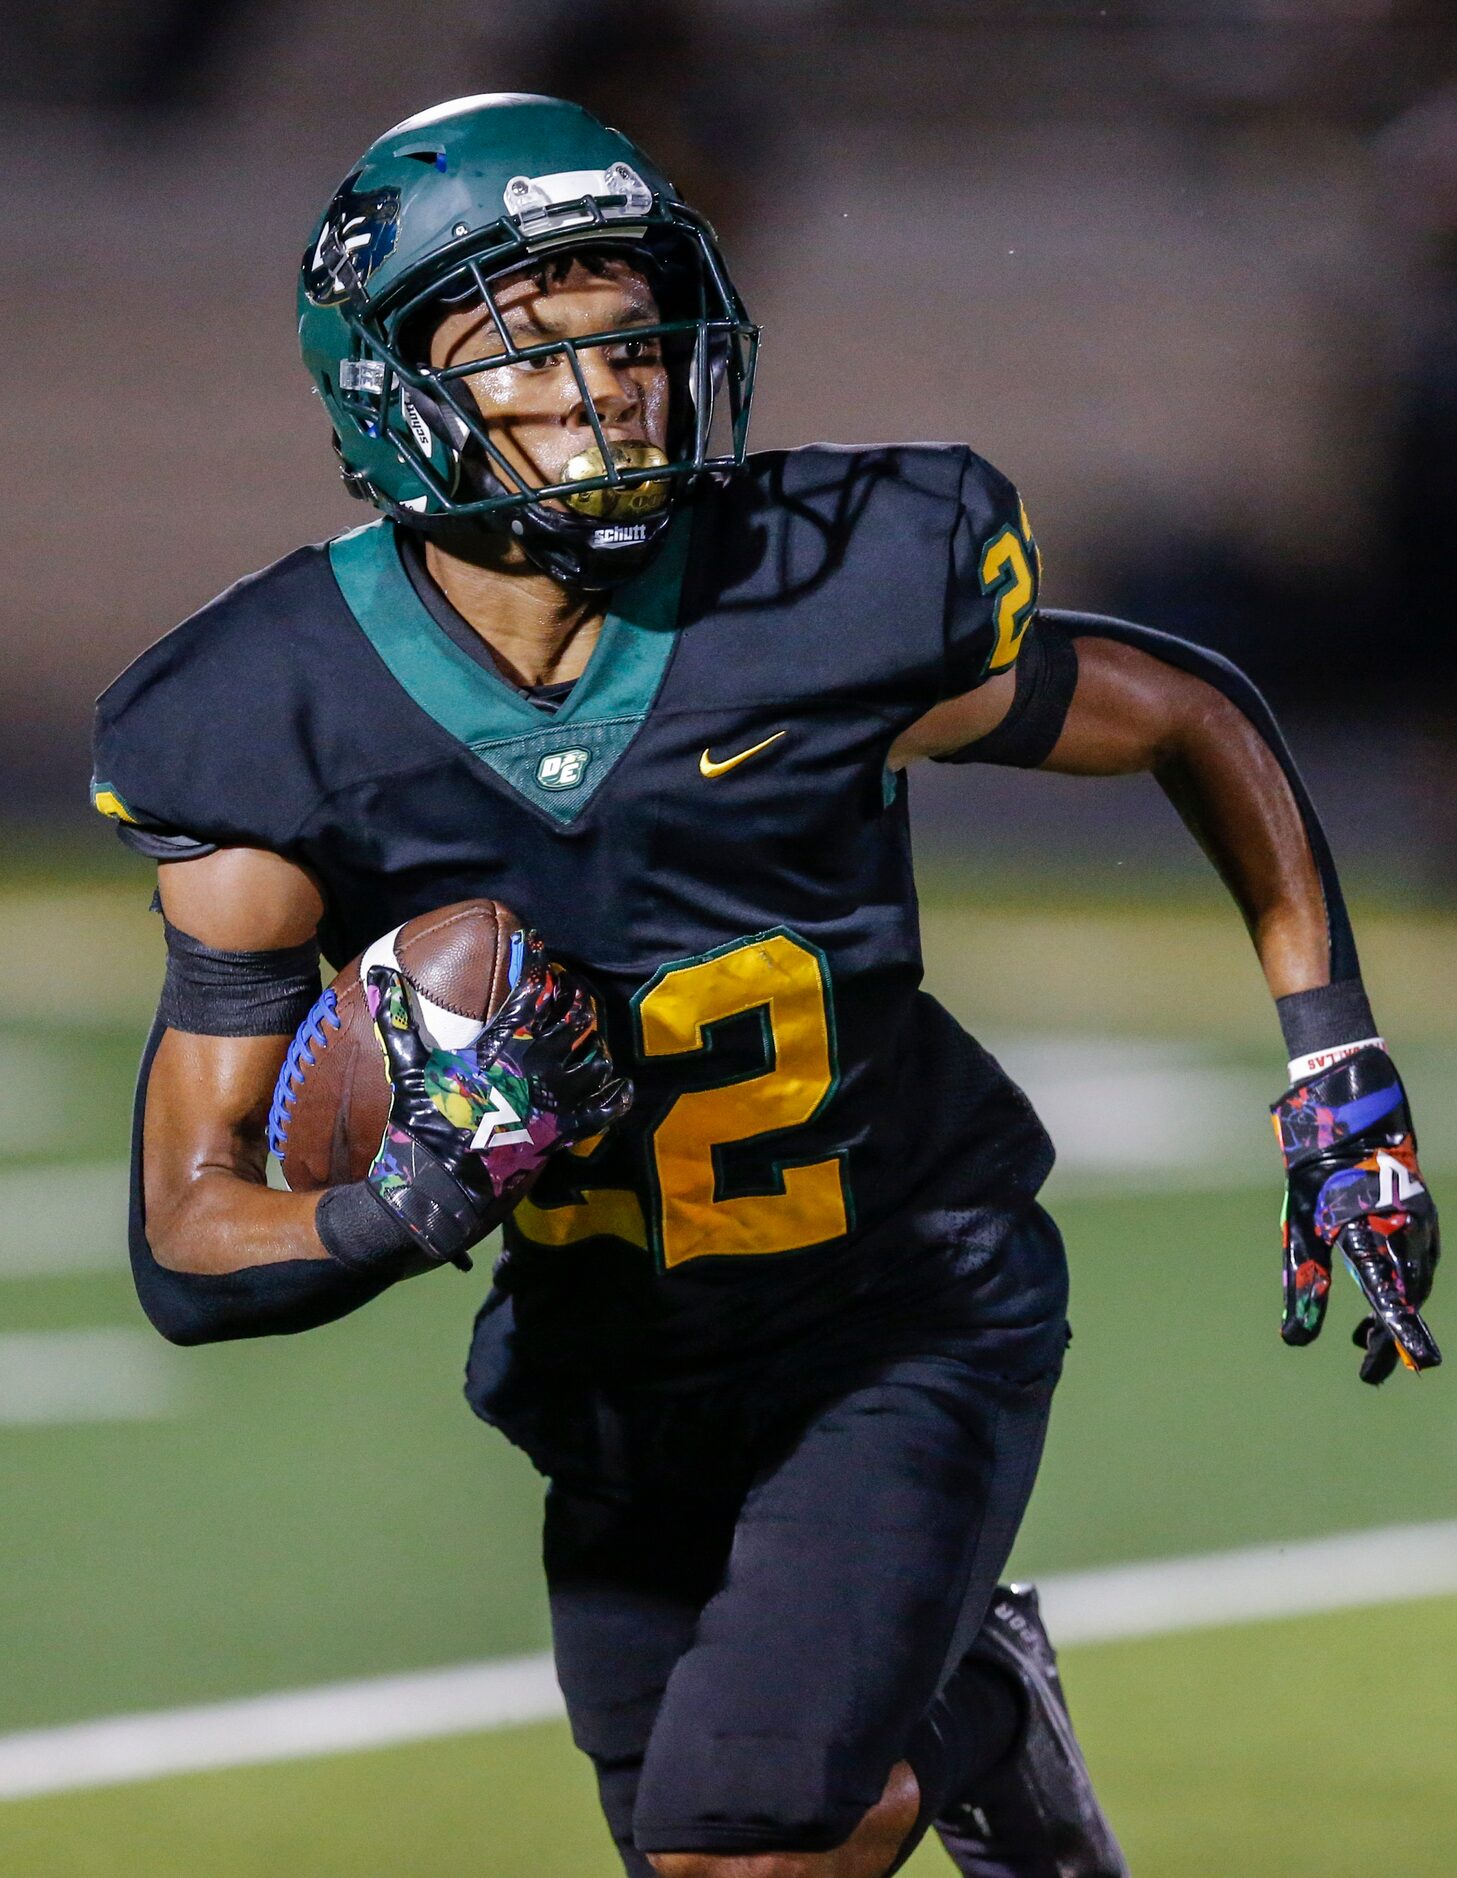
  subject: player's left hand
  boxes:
[1273,1046,1440,1385]
[364,948,631,1270]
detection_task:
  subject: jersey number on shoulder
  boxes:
[512,930,849,1268]
[980,500,1040,672]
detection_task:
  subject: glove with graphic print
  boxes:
[1273,1046,1440,1384]
[364,943,632,1269]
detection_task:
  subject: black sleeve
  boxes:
[1042,607,1363,987]
[129,1016,394,1346]
[932,617,1079,769]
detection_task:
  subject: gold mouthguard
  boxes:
[561,442,670,520]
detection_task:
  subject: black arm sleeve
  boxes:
[160,920,322,1037]
[1041,606,1364,995]
[931,619,1080,769]
[129,1017,403,1346]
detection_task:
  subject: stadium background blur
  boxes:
[3,3,1454,1873]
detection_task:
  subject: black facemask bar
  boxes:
[330,202,758,520]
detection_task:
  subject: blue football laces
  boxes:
[267,986,342,1157]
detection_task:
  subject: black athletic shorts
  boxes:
[527,1209,1069,1870]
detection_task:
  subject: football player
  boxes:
[93,95,1439,1878]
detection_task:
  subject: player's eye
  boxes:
[615,337,661,365]
[519,347,565,373]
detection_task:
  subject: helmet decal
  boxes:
[305,172,402,307]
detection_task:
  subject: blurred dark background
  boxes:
[5,0,1455,888]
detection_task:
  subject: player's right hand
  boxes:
[1273,1046,1440,1385]
[364,948,631,1270]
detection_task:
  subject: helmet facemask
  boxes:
[327,217,755,589]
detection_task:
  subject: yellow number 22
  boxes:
[513,930,849,1268]
[979,501,1039,672]
[634,930,848,1268]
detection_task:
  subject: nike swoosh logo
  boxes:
[698,730,788,779]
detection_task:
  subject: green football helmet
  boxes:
[298,93,759,587]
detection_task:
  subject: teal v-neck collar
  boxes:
[329,510,690,824]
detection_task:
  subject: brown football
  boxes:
[271,899,526,1191]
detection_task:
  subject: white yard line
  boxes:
[0,1655,562,1803]
[0,1330,180,1425]
[1,1520,1454,1802]
[1037,1520,1457,1642]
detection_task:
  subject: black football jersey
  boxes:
[94,445,1061,1393]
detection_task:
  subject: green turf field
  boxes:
[2,859,1453,1872]
[7,1598,1457,1878]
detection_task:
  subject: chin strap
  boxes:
[516,503,676,590]
[405,494,677,591]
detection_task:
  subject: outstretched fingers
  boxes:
[1280,1217,1332,1348]
[1340,1221,1442,1379]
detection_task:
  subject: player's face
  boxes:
[427,256,670,501]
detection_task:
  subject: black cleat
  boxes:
[935,1584,1129,1878]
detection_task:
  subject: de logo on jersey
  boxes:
[536,748,592,791]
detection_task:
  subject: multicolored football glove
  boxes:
[364,939,631,1269]
[1273,1046,1440,1385]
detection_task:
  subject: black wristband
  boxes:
[315,1181,419,1278]
[1276,978,1379,1061]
